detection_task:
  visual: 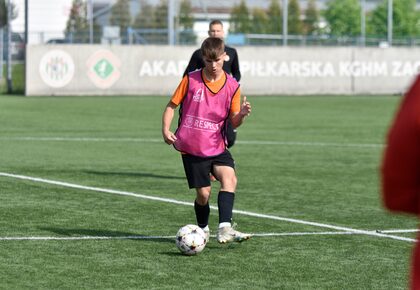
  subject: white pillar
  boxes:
[168,0,176,45]
[88,0,93,44]
[7,0,13,92]
[282,0,288,46]
[387,0,393,46]
[360,0,366,46]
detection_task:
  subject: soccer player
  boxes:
[162,37,252,244]
[381,74,420,289]
[183,19,241,149]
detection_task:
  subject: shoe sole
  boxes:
[217,235,252,244]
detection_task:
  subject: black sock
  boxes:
[218,191,235,224]
[194,201,210,228]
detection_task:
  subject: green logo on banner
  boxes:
[94,59,114,79]
[87,49,121,89]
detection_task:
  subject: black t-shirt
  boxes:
[183,45,241,82]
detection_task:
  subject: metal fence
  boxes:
[5,0,420,47]
[26,30,420,48]
[243,34,420,47]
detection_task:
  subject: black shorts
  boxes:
[181,150,235,189]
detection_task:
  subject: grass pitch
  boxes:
[0,94,416,289]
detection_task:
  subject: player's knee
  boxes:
[196,188,211,204]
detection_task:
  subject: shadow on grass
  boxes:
[161,242,243,256]
[84,170,184,180]
[39,227,173,244]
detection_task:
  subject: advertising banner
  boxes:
[26,45,420,96]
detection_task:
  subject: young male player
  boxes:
[183,19,241,149]
[162,37,252,244]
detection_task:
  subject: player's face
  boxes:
[203,52,226,77]
[208,24,224,39]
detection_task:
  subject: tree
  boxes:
[368,0,420,38]
[251,8,269,34]
[0,0,18,28]
[110,0,131,40]
[178,0,193,29]
[154,0,168,29]
[304,0,319,35]
[229,0,251,33]
[324,0,361,37]
[288,0,303,35]
[266,0,282,34]
[132,0,171,44]
[133,1,155,29]
[65,0,89,43]
[392,0,420,37]
[177,0,196,44]
[418,10,420,36]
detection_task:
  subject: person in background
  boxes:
[381,74,420,290]
[163,37,252,244]
[183,19,241,149]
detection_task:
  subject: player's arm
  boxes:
[162,101,178,145]
[230,95,251,129]
[162,76,188,144]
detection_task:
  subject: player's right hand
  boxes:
[163,130,177,145]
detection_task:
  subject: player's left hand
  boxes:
[240,96,251,117]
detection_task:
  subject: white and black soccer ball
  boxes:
[175,224,207,255]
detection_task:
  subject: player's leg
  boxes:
[212,164,236,226]
[195,186,211,242]
[181,154,212,241]
[212,152,252,243]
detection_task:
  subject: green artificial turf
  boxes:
[0,94,415,289]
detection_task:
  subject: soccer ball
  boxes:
[175,224,207,255]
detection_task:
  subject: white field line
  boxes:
[0,235,174,241]
[0,172,414,243]
[238,140,384,148]
[0,231,396,241]
[376,229,420,234]
[0,230,416,241]
[0,137,162,143]
[0,136,384,148]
